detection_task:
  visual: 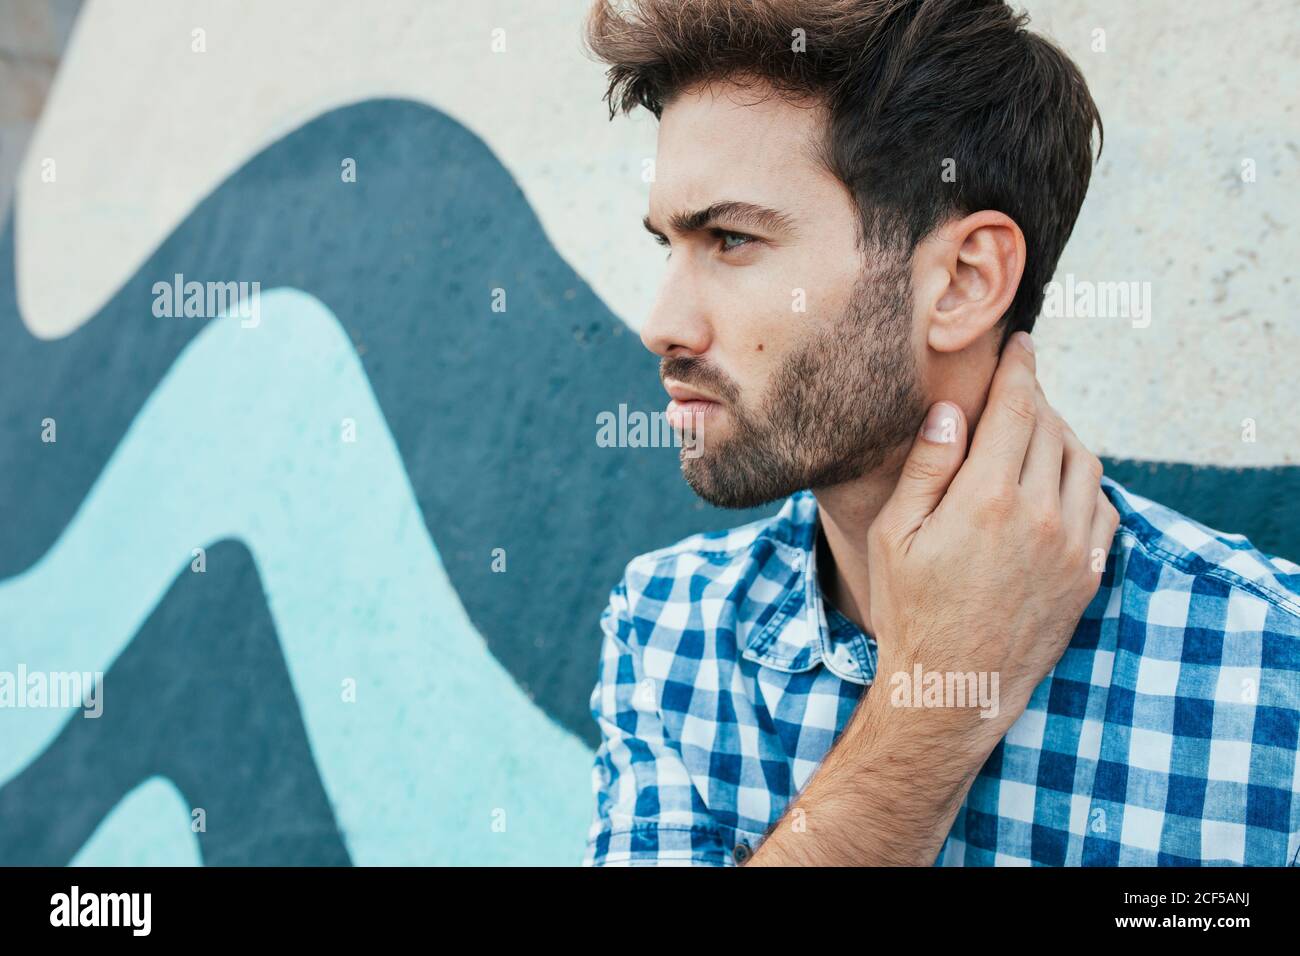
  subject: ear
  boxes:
[912,211,1026,353]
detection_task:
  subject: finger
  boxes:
[1060,421,1103,543]
[876,401,968,542]
[966,331,1039,487]
[1019,379,1064,505]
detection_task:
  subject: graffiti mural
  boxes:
[1,1,1296,865]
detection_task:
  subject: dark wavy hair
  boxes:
[584,0,1103,340]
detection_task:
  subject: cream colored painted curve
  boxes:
[17,0,663,340]
[14,0,1299,465]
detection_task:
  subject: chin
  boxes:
[679,450,802,510]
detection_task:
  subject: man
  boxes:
[580,0,1300,865]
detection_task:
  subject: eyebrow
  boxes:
[642,201,796,239]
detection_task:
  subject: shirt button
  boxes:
[733,841,751,864]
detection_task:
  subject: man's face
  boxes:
[642,79,928,508]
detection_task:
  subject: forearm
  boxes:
[743,687,995,866]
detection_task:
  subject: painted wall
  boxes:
[0,0,1296,865]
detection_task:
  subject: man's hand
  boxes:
[745,332,1118,866]
[866,330,1119,746]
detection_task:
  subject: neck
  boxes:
[811,445,909,637]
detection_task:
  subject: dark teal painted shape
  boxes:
[0,99,775,753]
[0,540,351,865]
[1102,460,1299,563]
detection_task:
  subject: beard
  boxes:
[663,252,927,509]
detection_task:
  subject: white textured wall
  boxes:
[12,0,1298,464]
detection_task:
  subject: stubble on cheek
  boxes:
[675,260,925,508]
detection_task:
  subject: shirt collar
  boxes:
[738,491,877,685]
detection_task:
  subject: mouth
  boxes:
[663,378,723,430]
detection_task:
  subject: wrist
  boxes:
[846,674,999,791]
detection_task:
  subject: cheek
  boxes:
[733,315,793,390]
[707,284,790,381]
[717,254,857,398]
[727,331,798,411]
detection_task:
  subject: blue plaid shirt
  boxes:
[582,476,1300,866]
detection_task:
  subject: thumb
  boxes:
[879,402,967,541]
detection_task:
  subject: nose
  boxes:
[640,262,713,359]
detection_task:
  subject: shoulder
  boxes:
[1102,475,1300,635]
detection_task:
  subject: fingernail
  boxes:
[922,403,958,443]
[1015,331,1035,354]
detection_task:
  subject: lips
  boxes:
[663,379,721,405]
[666,397,718,427]
[663,382,720,433]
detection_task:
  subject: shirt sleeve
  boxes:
[581,575,732,867]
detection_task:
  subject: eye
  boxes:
[651,233,671,258]
[715,230,755,252]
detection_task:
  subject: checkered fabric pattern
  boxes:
[582,476,1300,866]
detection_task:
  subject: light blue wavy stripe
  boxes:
[72,777,203,866]
[0,288,593,864]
